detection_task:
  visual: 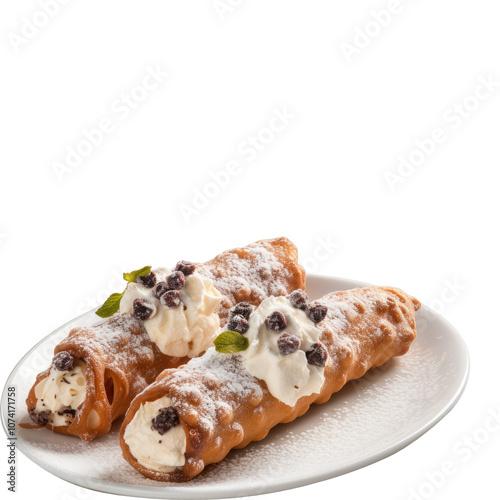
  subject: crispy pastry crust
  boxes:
[120,286,420,481]
[24,237,306,441]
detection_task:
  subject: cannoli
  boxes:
[120,286,420,481]
[24,237,305,441]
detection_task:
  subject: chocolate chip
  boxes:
[137,272,157,288]
[229,302,253,321]
[306,343,328,367]
[175,260,196,276]
[277,333,300,355]
[154,281,169,299]
[133,298,156,320]
[151,407,180,435]
[287,289,309,311]
[308,303,328,324]
[29,408,51,426]
[227,314,249,334]
[59,407,76,418]
[265,311,287,332]
[160,290,182,309]
[167,271,186,290]
[53,352,74,372]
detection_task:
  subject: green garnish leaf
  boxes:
[95,291,125,318]
[214,330,249,353]
[123,265,152,283]
[95,265,152,318]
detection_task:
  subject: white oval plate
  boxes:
[1,275,469,499]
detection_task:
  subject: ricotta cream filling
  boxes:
[34,360,87,426]
[120,268,222,358]
[240,296,325,407]
[123,397,186,473]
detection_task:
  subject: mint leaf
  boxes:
[96,291,125,318]
[214,330,249,353]
[123,265,152,283]
[96,265,152,319]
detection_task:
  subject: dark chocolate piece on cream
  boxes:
[287,289,309,311]
[29,408,51,426]
[154,281,169,299]
[160,290,182,309]
[137,272,157,289]
[305,343,328,367]
[167,271,186,290]
[277,333,300,355]
[53,351,74,372]
[229,302,253,321]
[133,299,156,321]
[308,303,328,324]
[265,311,287,333]
[151,407,180,435]
[227,314,249,335]
[175,261,196,276]
[58,407,76,418]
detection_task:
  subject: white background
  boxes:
[1,1,499,499]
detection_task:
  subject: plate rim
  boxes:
[1,274,470,499]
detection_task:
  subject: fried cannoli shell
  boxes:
[120,286,420,481]
[25,237,305,441]
[24,315,188,441]
[197,236,306,323]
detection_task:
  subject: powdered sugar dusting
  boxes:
[169,348,262,420]
[7,278,467,499]
[12,330,459,494]
[7,278,466,497]
[197,238,302,317]
[59,315,158,395]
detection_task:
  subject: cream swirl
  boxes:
[120,268,222,358]
[239,296,326,407]
[34,360,87,426]
[123,397,186,473]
